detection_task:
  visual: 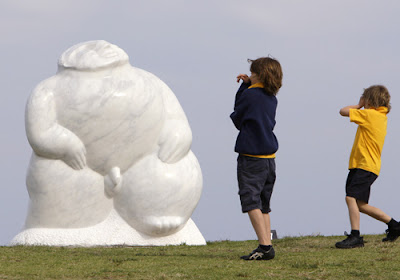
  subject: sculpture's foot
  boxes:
[144,216,185,236]
[104,167,122,198]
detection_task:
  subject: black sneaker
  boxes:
[382,227,400,242]
[335,232,364,249]
[240,246,275,260]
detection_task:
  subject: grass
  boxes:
[0,234,400,279]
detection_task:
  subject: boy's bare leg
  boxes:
[263,213,272,243]
[346,196,360,230]
[248,209,272,245]
[357,200,391,223]
[336,197,365,249]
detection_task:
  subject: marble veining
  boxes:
[12,40,205,246]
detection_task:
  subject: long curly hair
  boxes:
[248,57,283,96]
[362,85,391,113]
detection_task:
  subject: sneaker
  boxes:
[335,232,364,249]
[382,227,400,242]
[240,245,275,260]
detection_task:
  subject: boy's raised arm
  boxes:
[339,97,365,117]
[237,74,250,83]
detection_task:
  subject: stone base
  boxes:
[10,210,206,246]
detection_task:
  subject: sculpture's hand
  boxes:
[158,120,192,164]
[26,82,88,170]
[62,139,87,170]
[156,84,193,164]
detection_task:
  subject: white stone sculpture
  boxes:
[11,40,205,246]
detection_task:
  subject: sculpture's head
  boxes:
[58,40,129,71]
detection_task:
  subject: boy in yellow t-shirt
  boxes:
[336,85,400,249]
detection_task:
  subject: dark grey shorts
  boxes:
[237,155,276,213]
[346,168,378,203]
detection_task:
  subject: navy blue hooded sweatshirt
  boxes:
[230,82,278,155]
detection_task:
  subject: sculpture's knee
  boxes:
[25,154,112,229]
[113,152,202,236]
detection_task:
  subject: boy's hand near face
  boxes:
[237,74,250,84]
[340,96,365,117]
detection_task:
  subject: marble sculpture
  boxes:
[11,40,205,246]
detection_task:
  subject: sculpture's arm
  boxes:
[25,82,87,170]
[158,86,192,164]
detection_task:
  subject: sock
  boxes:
[259,244,272,251]
[387,218,399,228]
[351,230,360,237]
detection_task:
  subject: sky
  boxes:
[1,0,400,245]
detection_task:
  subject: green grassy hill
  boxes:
[1,235,399,279]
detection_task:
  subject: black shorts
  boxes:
[237,155,276,213]
[346,168,378,203]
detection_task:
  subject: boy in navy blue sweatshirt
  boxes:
[230,57,283,260]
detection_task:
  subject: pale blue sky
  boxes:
[1,0,400,245]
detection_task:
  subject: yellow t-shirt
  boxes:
[348,107,388,175]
